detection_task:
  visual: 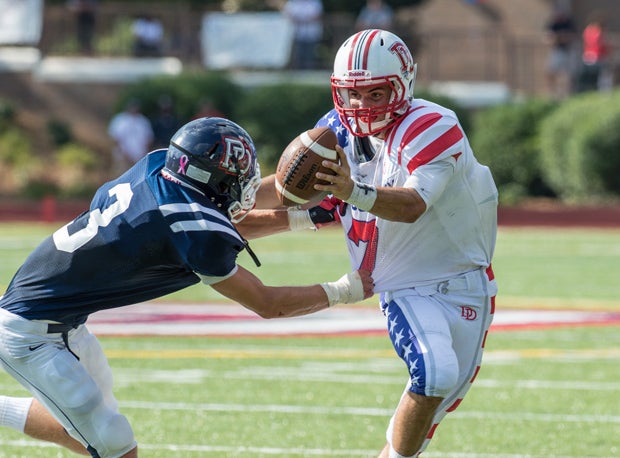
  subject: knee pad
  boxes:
[105,413,133,447]
[425,356,458,397]
[100,413,135,456]
[91,408,136,457]
[414,334,459,398]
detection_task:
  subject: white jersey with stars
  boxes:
[316,100,498,292]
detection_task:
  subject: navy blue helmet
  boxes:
[164,117,261,222]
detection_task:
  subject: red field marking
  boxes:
[86,303,620,337]
[2,199,620,227]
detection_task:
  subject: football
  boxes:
[275,127,338,207]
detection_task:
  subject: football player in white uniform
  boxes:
[0,117,373,457]
[241,29,498,457]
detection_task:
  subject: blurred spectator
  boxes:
[108,98,154,174]
[132,14,164,57]
[283,0,324,70]
[355,0,394,31]
[578,12,613,92]
[192,98,225,120]
[67,0,98,55]
[151,95,182,149]
[544,3,578,99]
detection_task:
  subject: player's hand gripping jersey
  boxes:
[0,150,246,326]
[316,101,498,292]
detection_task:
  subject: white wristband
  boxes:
[320,271,365,306]
[347,181,377,211]
[287,208,316,231]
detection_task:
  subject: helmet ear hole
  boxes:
[207,143,220,160]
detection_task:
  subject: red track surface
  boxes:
[2,198,620,227]
[85,303,620,337]
[498,204,620,228]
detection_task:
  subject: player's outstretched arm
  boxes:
[210,266,373,318]
[254,174,283,209]
[235,208,291,239]
[236,201,339,239]
[235,173,301,240]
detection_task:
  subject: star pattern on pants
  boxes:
[385,304,422,387]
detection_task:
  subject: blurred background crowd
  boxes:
[0,0,619,209]
[28,0,618,96]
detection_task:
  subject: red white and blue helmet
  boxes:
[331,29,417,136]
[164,117,261,222]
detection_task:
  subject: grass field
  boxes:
[0,223,619,457]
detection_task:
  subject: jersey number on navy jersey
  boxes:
[53,183,134,253]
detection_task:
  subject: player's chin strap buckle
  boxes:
[436,281,449,295]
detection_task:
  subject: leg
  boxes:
[26,401,139,456]
[379,267,497,458]
[380,294,457,458]
[379,270,495,457]
[0,315,137,457]
[24,398,89,455]
[378,392,443,458]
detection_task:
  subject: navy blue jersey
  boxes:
[0,150,245,326]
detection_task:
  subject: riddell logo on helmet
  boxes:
[347,70,371,78]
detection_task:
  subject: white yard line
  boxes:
[106,366,620,391]
[0,439,606,458]
[116,400,620,424]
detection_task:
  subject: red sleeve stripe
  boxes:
[406,124,464,174]
[395,112,442,166]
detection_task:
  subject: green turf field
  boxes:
[0,223,619,457]
[1,223,619,307]
[0,329,619,457]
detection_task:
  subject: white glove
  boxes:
[320,271,365,306]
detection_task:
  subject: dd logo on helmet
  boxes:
[389,41,414,74]
[222,137,252,175]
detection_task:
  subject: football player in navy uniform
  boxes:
[0,117,373,458]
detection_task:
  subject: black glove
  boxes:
[308,197,343,229]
